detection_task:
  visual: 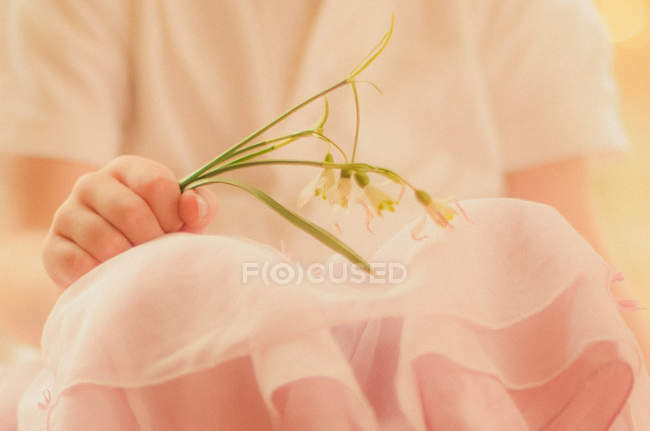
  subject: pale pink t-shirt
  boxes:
[0,0,627,261]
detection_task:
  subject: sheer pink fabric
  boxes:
[4,199,649,430]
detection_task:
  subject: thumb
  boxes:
[178,187,218,233]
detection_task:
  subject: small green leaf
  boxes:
[185,177,373,274]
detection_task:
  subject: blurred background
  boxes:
[0,1,648,360]
[591,0,650,310]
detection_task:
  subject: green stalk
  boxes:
[223,100,336,162]
[225,130,348,165]
[350,81,361,162]
[188,159,412,189]
[185,177,372,273]
[193,132,348,182]
[179,79,347,191]
[225,132,307,160]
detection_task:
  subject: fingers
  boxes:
[43,155,219,288]
[106,155,184,233]
[179,187,218,233]
[42,233,100,288]
[53,203,132,262]
[74,172,165,245]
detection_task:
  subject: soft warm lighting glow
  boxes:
[595,0,650,44]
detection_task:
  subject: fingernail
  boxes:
[196,194,208,219]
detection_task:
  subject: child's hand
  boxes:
[42,155,218,288]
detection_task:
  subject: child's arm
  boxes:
[0,154,218,345]
[506,157,650,370]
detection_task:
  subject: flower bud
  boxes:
[354,172,370,188]
[415,189,432,206]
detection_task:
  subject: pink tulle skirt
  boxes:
[2,199,649,430]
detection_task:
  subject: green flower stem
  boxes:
[350,81,361,162]
[179,79,348,191]
[185,177,372,273]
[186,159,415,190]
[315,97,329,132]
[193,132,348,183]
[225,132,307,160]
[225,130,348,165]
[306,131,345,159]
[179,15,394,192]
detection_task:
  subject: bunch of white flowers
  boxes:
[179,15,463,273]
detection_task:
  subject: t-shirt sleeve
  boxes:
[0,0,129,165]
[479,0,629,172]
